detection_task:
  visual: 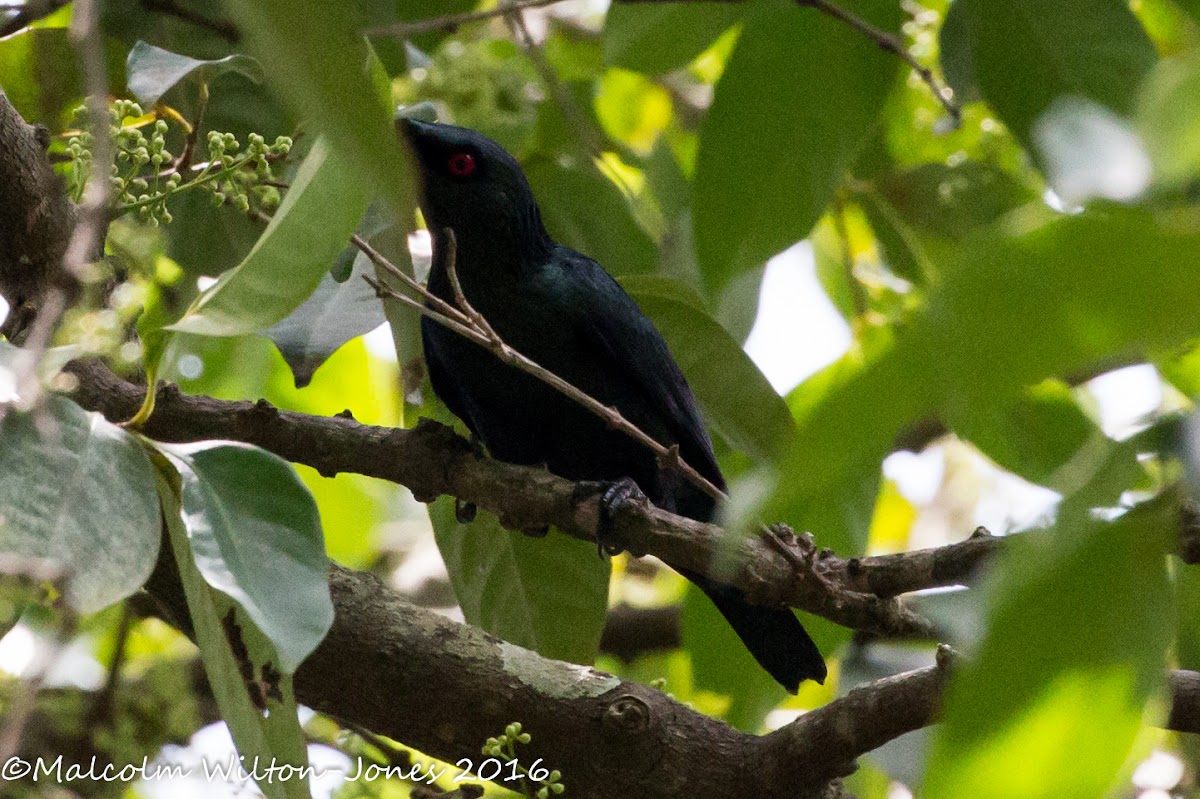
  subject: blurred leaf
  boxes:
[595,68,672,154]
[428,498,610,665]
[693,0,899,295]
[923,499,1174,799]
[545,26,604,82]
[623,275,794,461]
[0,27,124,129]
[155,463,313,799]
[0,388,159,613]
[525,158,658,275]
[811,218,858,321]
[872,162,1038,242]
[221,1,415,218]
[168,136,373,336]
[950,380,1099,487]
[767,208,1200,547]
[603,2,742,75]
[156,440,333,673]
[126,40,262,105]
[261,251,387,388]
[939,0,1157,148]
[856,190,933,286]
[1136,52,1200,190]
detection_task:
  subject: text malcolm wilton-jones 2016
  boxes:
[0,754,460,784]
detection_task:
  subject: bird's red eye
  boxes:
[447,152,476,177]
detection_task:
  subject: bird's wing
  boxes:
[421,316,480,436]
[539,246,726,492]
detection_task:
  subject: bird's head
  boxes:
[401,119,551,260]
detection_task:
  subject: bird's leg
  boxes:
[455,498,477,523]
[455,433,488,523]
[571,478,645,558]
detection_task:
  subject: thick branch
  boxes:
[0,88,75,341]
[141,555,1200,799]
[66,359,935,639]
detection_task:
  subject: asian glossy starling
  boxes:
[404,118,826,691]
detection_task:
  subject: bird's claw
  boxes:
[455,498,477,523]
[581,477,643,559]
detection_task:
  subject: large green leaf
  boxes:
[420,397,609,665]
[126,40,263,105]
[948,380,1100,488]
[0,362,159,612]
[155,441,333,673]
[923,499,1173,799]
[525,158,658,276]
[168,136,373,336]
[428,498,610,666]
[621,275,795,462]
[1136,52,1200,190]
[155,464,312,799]
[261,251,387,388]
[939,0,1157,148]
[220,1,415,219]
[682,581,786,732]
[765,208,1200,543]
[692,0,899,295]
[603,2,742,75]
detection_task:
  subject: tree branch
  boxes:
[65,358,939,639]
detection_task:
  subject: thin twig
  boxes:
[367,0,959,123]
[0,559,77,763]
[0,0,70,38]
[363,0,565,38]
[354,228,726,503]
[7,0,109,413]
[796,0,960,124]
[831,194,867,319]
[438,229,726,502]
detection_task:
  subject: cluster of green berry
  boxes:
[482,722,564,798]
[64,98,292,227]
[203,129,291,214]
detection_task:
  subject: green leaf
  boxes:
[765,207,1200,547]
[428,499,610,665]
[420,400,608,665]
[155,441,333,673]
[603,2,742,75]
[525,158,658,276]
[871,162,1038,242]
[220,2,415,219]
[155,464,312,799]
[693,0,899,295]
[621,275,795,462]
[261,251,387,388]
[939,0,1157,148]
[923,500,1173,799]
[126,40,263,105]
[948,380,1100,488]
[0,382,159,614]
[168,136,373,337]
[1136,52,1200,190]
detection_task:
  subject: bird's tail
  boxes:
[682,569,827,693]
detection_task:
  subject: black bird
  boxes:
[404,119,826,691]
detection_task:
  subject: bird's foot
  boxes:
[468,433,486,460]
[455,498,477,523]
[571,478,645,558]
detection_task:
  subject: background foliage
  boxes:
[2,0,1200,797]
